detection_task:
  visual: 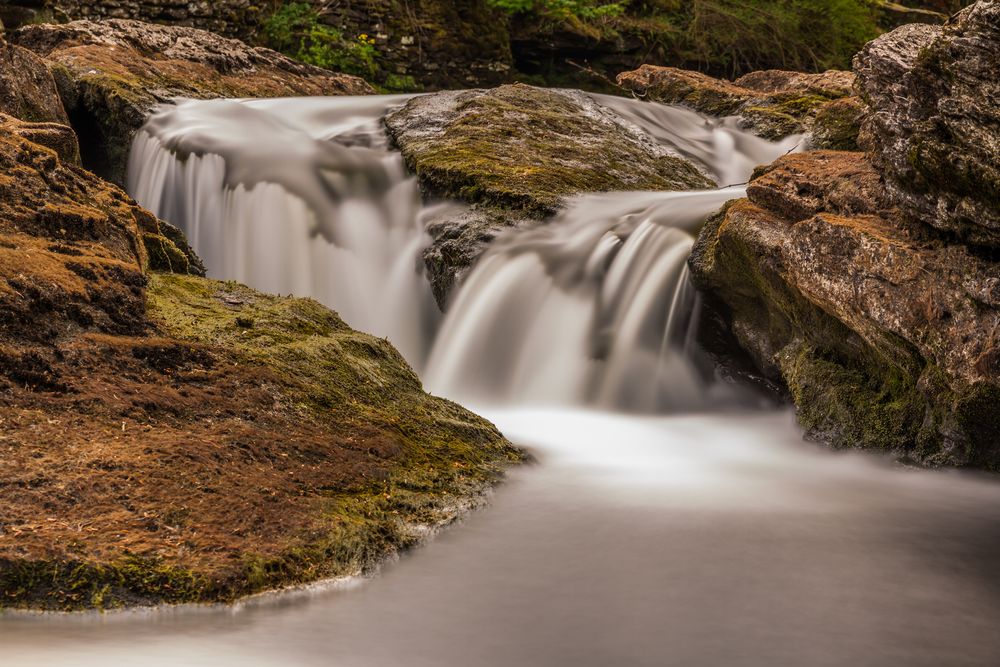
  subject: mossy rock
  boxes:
[385,83,714,217]
[0,273,523,610]
[617,65,856,142]
[690,151,1000,470]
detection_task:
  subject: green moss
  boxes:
[779,342,923,453]
[391,86,713,216]
[1,274,522,610]
[142,232,191,274]
[0,555,208,611]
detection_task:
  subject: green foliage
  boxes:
[672,0,881,75]
[489,0,629,20]
[263,2,378,79]
[495,0,881,76]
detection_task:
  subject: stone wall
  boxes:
[44,1,267,38]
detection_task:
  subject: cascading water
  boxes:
[128,92,796,410]
[128,95,437,367]
[9,91,1000,667]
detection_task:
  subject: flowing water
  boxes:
[4,93,1000,665]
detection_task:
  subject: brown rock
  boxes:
[855,4,1000,246]
[617,64,858,141]
[0,38,69,125]
[690,150,1000,468]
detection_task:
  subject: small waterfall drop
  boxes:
[423,101,798,410]
[127,92,797,410]
[128,95,437,367]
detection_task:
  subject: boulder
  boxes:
[690,150,1000,468]
[385,83,714,306]
[617,64,861,146]
[855,4,1000,246]
[0,104,518,610]
[12,19,373,185]
[0,37,70,126]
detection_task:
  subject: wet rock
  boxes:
[690,151,1000,468]
[422,206,535,309]
[387,84,713,214]
[12,19,373,185]
[855,4,1000,246]
[617,64,859,143]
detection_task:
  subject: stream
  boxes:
[3,92,1000,666]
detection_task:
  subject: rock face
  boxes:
[386,83,714,306]
[22,0,263,37]
[0,37,70,126]
[691,151,1000,467]
[321,0,513,89]
[12,19,372,185]
[855,3,1000,246]
[617,64,861,148]
[0,104,518,610]
[689,3,1000,469]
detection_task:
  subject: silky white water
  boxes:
[6,92,999,666]
[128,92,795,404]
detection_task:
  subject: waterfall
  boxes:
[128,95,438,367]
[127,92,798,411]
[422,188,743,410]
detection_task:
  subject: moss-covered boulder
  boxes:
[0,97,519,611]
[386,83,713,306]
[617,64,860,146]
[11,18,373,185]
[855,4,1000,246]
[690,150,1000,468]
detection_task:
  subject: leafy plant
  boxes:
[263,2,378,79]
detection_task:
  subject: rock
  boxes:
[855,4,1000,246]
[12,19,373,185]
[617,64,860,142]
[0,111,519,610]
[386,83,713,305]
[36,0,265,39]
[690,150,1000,468]
[0,37,70,125]
[422,205,535,309]
[387,84,713,214]
[320,0,513,90]
[809,97,865,151]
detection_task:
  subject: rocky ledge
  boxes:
[617,64,864,150]
[689,2,1000,469]
[385,83,714,307]
[10,19,373,185]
